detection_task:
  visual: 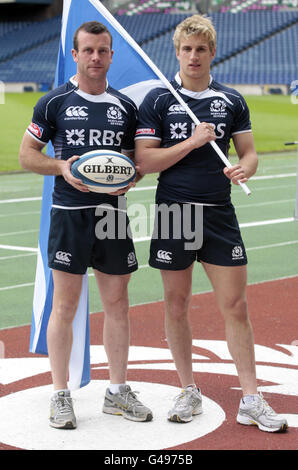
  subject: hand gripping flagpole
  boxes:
[90,0,251,196]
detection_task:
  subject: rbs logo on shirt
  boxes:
[191,122,226,139]
[65,129,124,146]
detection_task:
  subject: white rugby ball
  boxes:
[71,150,136,193]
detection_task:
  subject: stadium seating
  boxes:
[0,20,32,38]
[220,0,298,13]
[115,13,188,43]
[0,10,297,87]
[0,17,61,62]
[116,0,192,15]
[143,11,298,84]
[211,22,298,84]
[211,10,298,64]
[0,37,59,85]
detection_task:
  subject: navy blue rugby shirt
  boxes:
[26,77,137,207]
[135,74,252,205]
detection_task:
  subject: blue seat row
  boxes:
[0,12,297,86]
[0,17,61,61]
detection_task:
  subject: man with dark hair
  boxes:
[73,21,113,51]
[19,21,153,429]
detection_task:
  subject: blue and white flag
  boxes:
[29,0,164,390]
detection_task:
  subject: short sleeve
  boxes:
[26,95,56,144]
[231,95,252,136]
[135,91,162,141]
[121,104,138,151]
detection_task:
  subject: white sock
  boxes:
[184,384,197,391]
[53,389,70,397]
[109,384,125,394]
[242,394,259,405]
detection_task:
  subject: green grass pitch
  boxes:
[0,92,297,173]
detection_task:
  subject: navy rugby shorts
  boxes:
[48,206,138,275]
[149,201,247,270]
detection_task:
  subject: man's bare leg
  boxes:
[161,264,195,388]
[47,270,83,390]
[94,270,131,384]
[202,262,257,395]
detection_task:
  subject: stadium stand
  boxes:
[0,16,61,62]
[116,0,192,15]
[211,10,298,64]
[211,22,298,84]
[0,38,59,86]
[0,8,297,88]
[114,12,189,43]
[143,11,298,84]
[220,0,298,13]
[0,21,33,39]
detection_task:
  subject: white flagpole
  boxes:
[90,0,251,196]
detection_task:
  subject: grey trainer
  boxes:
[49,390,77,429]
[237,393,288,432]
[102,384,153,422]
[168,386,203,423]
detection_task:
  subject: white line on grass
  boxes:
[236,199,294,209]
[0,211,41,218]
[1,237,298,292]
[246,240,298,251]
[129,217,295,243]
[250,183,296,193]
[0,229,39,237]
[0,244,38,252]
[240,217,294,227]
[0,282,36,291]
[0,252,37,261]
[0,172,296,205]
[0,216,295,256]
[0,197,42,204]
[251,173,296,180]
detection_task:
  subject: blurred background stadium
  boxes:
[0,0,297,93]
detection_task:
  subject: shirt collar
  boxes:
[174,72,213,99]
[69,75,109,90]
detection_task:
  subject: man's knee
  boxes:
[164,289,192,321]
[51,298,79,324]
[220,295,248,321]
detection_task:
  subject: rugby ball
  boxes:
[71,150,136,193]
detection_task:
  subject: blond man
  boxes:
[135,15,287,432]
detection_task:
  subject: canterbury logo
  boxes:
[55,251,72,263]
[65,106,88,117]
[157,250,172,261]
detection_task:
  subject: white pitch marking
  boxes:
[0,381,225,450]
[0,172,296,205]
[0,244,38,252]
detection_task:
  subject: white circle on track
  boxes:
[0,381,225,450]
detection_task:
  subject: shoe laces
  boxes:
[122,389,142,409]
[173,388,196,406]
[55,396,73,416]
[258,393,276,416]
[250,393,276,418]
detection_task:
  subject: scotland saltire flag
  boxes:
[29,0,163,390]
